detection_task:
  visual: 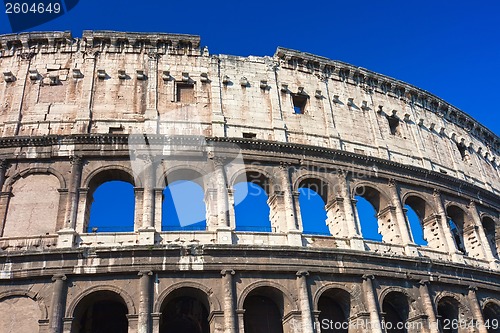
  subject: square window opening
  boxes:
[292,94,307,114]
[243,132,257,139]
[176,83,195,103]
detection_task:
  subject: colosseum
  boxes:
[0,30,498,333]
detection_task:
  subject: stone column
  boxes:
[337,171,364,250]
[280,162,301,246]
[221,269,236,333]
[468,286,487,333]
[468,201,496,264]
[49,274,67,333]
[212,157,232,244]
[0,159,7,191]
[296,271,314,333]
[65,155,83,229]
[388,179,418,255]
[141,161,156,230]
[362,275,383,333]
[236,309,245,333]
[433,190,463,262]
[418,280,439,333]
[138,271,153,333]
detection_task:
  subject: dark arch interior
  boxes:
[482,216,499,259]
[159,288,210,333]
[483,302,500,333]
[318,289,350,333]
[382,292,409,333]
[437,297,460,333]
[244,295,283,333]
[72,291,128,333]
[446,206,466,254]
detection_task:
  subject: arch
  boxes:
[351,182,391,211]
[66,285,136,318]
[313,283,353,312]
[3,172,61,237]
[230,167,275,196]
[0,291,46,333]
[293,173,331,203]
[482,299,500,333]
[157,164,208,189]
[83,165,136,193]
[401,192,437,221]
[244,291,284,333]
[316,287,351,333]
[446,205,468,255]
[381,290,411,333]
[403,202,428,246]
[436,295,461,333]
[0,289,48,319]
[158,286,212,333]
[297,177,329,235]
[237,280,297,312]
[154,281,221,313]
[482,215,499,259]
[4,166,67,190]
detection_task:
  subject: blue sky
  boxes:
[2,1,497,239]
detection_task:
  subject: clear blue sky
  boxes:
[1,0,498,136]
[3,1,497,239]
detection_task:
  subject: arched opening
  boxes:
[404,196,432,247]
[317,288,350,333]
[437,297,460,333]
[4,173,60,237]
[234,172,271,232]
[243,287,284,333]
[162,180,206,231]
[403,204,427,246]
[482,216,499,260]
[71,290,128,333]
[0,295,41,332]
[86,169,135,233]
[355,193,382,241]
[483,302,500,333]
[159,287,210,333]
[298,178,329,235]
[446,206,467,255]
[382,291,409,333]
[88,181,135,232]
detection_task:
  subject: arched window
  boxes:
[382,291,409,333]
[298,179,329,235]
[88,180,135,233]
[72,291,129,333]
[318,289,350,333]
[162,180,206,231]
[234,173,271,232]
[482,216,499,260]
[437,297,460,333]
[159,287,210,333]
[483,302,500,333]
[403,204,427,246]
[355,195,382,241]
[446,206,466,255]
[244,287,285,333]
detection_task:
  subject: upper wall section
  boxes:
[0,31,498,194]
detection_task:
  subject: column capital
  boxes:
[51,274,67,282]
[138,270,153,276]
[221,269,235,276]
[468,285,478,292]
[296,270,309,277]
[388,178,397,187]
[362,274,375,281]
[211,156,227,168]
[418,279,430,286]
[69,154,83,165]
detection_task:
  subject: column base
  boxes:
[217,229,233,244]
[138,227,156,245]
[287,230,303,247]
[349,236,365,251]
[57,228,77,248]
[404,244,420,257]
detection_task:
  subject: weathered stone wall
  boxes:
[0,31,498,333]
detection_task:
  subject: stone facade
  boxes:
[0,31,498,333]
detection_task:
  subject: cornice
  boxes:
[275,47,499,154]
